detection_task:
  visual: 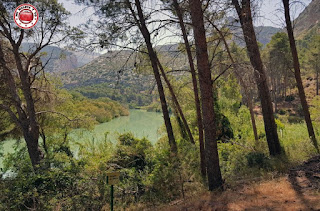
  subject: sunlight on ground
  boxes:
[164,177,320,211]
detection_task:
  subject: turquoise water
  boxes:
[93,109,163,143]
[72,109,164,143]
[0,109,164,169]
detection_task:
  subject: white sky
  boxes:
[59,0,312,28]
[256,0,312,28]
[57,0,312,50]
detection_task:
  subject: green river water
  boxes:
[0,109,164,169]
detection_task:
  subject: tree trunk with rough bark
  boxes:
[157,59,195,144]
[172,0,206,177]
[23,128,43,168]
[0,41,43,170]
[232,0,282,156]
[189,0,223,190]
[13,46,44,168]
[282,0,319,153]
[316,68,319,96]
[247,90,259,141]
[131,0,177,153]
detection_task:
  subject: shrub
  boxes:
[285,95,295,102]
[297,105,304,116]
[258,132,266,139]
[278,109,286,115]
[288,116,303,123]
[245,152,271,169]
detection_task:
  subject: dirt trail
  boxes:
[161,156,320,211]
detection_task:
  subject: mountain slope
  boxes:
[293,0,320,37]
[60,46,188,88]
[61,50,152,87]
[21,43,100,73]
[255,26,282,45]
[58,0,319,107]
[59,46,190,107]
[60,50,156,107]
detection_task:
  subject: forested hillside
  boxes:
[0,0,320,210]
[60,26,281,107]
[60,45,189,107]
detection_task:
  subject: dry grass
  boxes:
[160,177,320,211]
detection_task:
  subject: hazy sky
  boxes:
[257,0,312,28]
[57,0,312,49]
[59,0,312,28]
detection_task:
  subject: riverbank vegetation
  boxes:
[1,0,320,210]
[1,107,319,209]
[70,82,154,109]
[1,72,319,209]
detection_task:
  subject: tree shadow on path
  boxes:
[288,155,320,210]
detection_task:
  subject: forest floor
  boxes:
[159,155,320,211]
[252,75,318,117]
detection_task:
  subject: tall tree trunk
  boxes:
[237,71,259,142]
[316,68,319,96]
[172,0,206,177]
[283,0,319,153]
[284,71,288,98]
[275,78,278,113]
[14,50,43,168]
[175,111,188,140]
[0,41,43,170]
[232,0,282,156]
[23,129,43,168]
[130,0,177,153]
[189,0,223,190]
[157,59,195,144]
[247,90,259,141]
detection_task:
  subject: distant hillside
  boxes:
[21,43,100,73]
[255,26,282,45]
[293,0,320,37]
[226,16,282,46]
[59,24,281,106]
[228,0,320,45]
[60,51,154,107]
[60,45,188,87]
[58,0,319,107]
[61,51,151,87]
[59,46,189,107]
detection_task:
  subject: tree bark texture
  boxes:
[157,59,195,145]
[232,0,282,156]
[283,0,319,152]
[189,0,223,190]
[172,0,206,177]
[0,41,43,169]
[132,0,177,153]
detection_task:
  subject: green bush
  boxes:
[0,147,102,210]
[245,152,271,169]
[1,117,319,210]
[297,105,304,116]
[288,115,303,123]
[258,132,266,139]
[285,95,295,102]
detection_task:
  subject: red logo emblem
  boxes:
[14,4,38,29]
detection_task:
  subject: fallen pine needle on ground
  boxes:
[159,156,320,211]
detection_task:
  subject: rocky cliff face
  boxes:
[21,43,100,73]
